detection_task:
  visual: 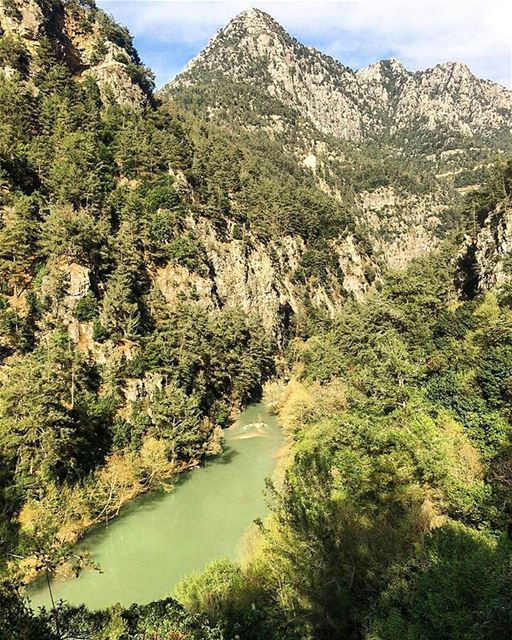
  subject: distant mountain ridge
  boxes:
[164,8,512,144]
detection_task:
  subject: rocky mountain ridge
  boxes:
[165,8,512,144]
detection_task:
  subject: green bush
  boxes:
[73,292,98,322]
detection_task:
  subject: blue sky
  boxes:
[98,0,512,89]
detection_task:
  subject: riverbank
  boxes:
[13,424,225,587]
[27,402,284,610]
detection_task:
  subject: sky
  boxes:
[98,0,512,90]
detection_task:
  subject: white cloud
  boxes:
[98,0,512,88]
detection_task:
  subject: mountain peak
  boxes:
[172,6,291,82]
[357,58,409,83]
[437,61,472,74]
[234,7,273,22]
[384,58,408,72]
[223,6,287,37]
[425,61,473,81]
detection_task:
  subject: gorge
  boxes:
[1,2,512,639]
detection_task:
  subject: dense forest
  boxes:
[5,170,512,639]
[1,1,512,639]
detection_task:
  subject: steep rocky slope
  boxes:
[55,203,373,361]
[358,186,448,269]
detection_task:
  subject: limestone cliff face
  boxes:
[0,0,42,40]
[48,212,372,356]
[154,221,305,338]
[165,8,512,143]
[458,200,512,295]
[153,216,373,341]
[358,187,447,269]
[297,144,454,270]
[0,0,150,108]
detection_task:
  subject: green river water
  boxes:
[28,402,283,611]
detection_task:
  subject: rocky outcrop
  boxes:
[84,42,149,109]
[458,200,512,296]
[41,215,371,353]
[0,0,45,41]
[0,0,150,108]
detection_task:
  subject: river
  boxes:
[28,402,283,611]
